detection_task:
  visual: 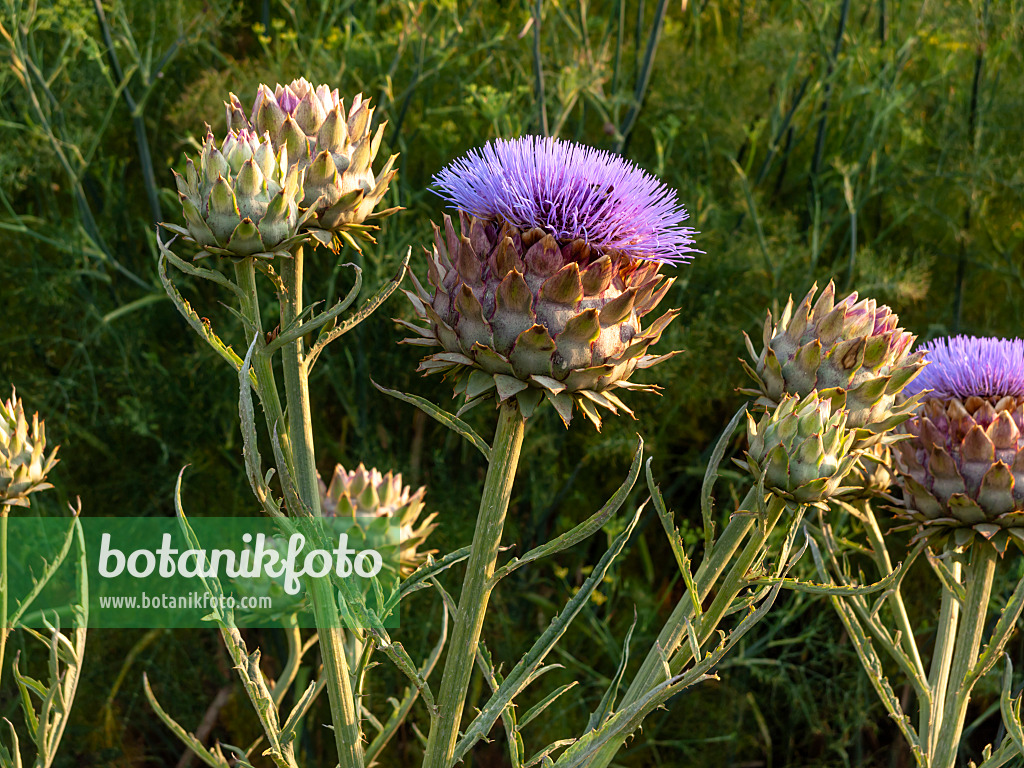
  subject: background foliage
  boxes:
[1,0,1023,765]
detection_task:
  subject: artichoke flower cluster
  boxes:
[402,136,699,428]
[168,78,397,260]
[227,79,398,242]
[742,282,926,436]
[319,463,436,575]
[1,389,59,508]
[739,392,858,505]
[892,336,1024,552]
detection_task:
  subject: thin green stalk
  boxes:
[932,545,997,768]
[927,559,962,756]
[232,260,288,458]
[0,509,8,693]
[583,486,764,768]
[422,401,526,768]
[859,501,926,684]
[279,247,364,768]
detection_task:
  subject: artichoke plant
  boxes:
[892,336,1024,552]
[1,388,59,507]
[319,463,436,575]
[165,129,313,260]
[742,282,926,437]
[401,136,699,428]
[738,391,859,505]
[227,78,398,241]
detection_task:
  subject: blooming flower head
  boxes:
[905,335,1024,400]
[893,335,1024,552]
[432,136,699,264]
[403,138,693,428]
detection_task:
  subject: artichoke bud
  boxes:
[319,463,437,576]
[739,391,859,505]
[164,128,313,260]
[401,212,680,430]
[742,282,926,441]
[226,78,399,243]
[1,388,59,508]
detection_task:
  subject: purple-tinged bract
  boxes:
[905,335,1024,400]
[432,136,698,264]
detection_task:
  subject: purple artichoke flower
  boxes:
[401,137,696,428]
[893,335,1024,552]
[432,136,699,264]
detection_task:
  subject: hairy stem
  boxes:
[422,401,526,768]
[279,248,364,768]
[932,545,997,768]
[0,509,8,693]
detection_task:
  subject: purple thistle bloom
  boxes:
[906,335,1024,399]
[432,136,699,264]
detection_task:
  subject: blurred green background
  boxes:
[1,0,1023,765]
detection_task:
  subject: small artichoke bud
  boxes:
[1,388,59,507]
[742,282,926,438]
[319,464,436,576]
[227,79,398,243]
[166,129,314,260]
[892,336,1024,553]
[402,137,700,429]
[739,391,859,505]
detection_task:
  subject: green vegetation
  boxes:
[1,0,1022,764]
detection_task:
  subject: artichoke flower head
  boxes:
[319,463,436,576]
[1,388,59,508]
[226,78,398,247]
[401,136,700,429]
[166,127,314,260]
[893,336,1024,553]
[737,391,859,506]
[742,282,926,441]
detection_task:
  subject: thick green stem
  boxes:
[422,401,526,768]
[278,248,364,768]
[932,545,997,768]
[584,486,767,768]
[927,559,962,756]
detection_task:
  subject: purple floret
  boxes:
[432,136,700,264]
[906,335,1024,399]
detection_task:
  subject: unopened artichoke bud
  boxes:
[738,391,859,505]
[400,136,700,429]
[165,129,314,260]
[1,388,59,507]
[226,79,398,241]
[892,336,1024,553]
[742,282,926,439]
[319,463,436,576]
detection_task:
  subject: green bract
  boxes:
[319,463,436,576]
[739,392,858,505]
[227,79,398,244]
[1,389,59,507]
[742,282,926,440]
[400,213,679,429]
[166,129,313,260]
